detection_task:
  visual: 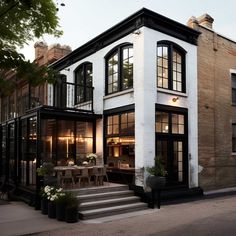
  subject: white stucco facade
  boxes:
[56,25,198,189]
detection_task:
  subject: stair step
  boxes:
[69,185,129,196]
[80,196,140,210]
[78,190,133,202]
[79,202,147,220]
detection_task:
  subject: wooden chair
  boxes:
[90,167,102,186]
[60,170,75,188]
[76,168,90,187]
[102,166,109,185]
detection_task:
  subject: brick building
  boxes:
[188,14,236,190]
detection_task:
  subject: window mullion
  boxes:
[118,47,122,92]
[169,45,173,90]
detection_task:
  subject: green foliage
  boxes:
[37,162,54,176]
[66,193,79,209]
[0,0,61,95]
[146,156,167,177]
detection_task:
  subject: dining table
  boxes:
[53,165,104,187]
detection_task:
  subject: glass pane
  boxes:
[113,124,119,134]
[123,48,128,60]
[163,47,168,58]
[121,113,127,124]
[232,77,236,88]
[157,47,162,57]
[128,112,134,123]
[113,115,119,124]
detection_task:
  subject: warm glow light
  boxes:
[172,97,179,102]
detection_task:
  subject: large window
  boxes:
[156,111,185,134]
[106,44,133,95]
[157,41,186,93]
[232,74,236,103]
[232,124,236,152]
[75,63,93,104]
[105,111,135,169]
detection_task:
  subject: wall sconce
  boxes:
[172,97,179,102]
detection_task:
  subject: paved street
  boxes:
[1,193,236,236]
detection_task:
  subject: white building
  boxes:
[50,8,200,192]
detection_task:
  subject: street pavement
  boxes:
[1,192,236,236]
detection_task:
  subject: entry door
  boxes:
[156,139,187,185]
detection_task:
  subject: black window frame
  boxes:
[232,74,236,103]
[74,62,93,104]
[157,41,186,93]
[106,111,135,137]
[232,124,236,152]
[105,43,133,95]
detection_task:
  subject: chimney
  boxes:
[197,14,214,29]
[34,41,48,59]
[47,44,72,63]
[187,16,199,30]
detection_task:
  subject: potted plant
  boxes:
[45,186,63,219]
[65,193,79,223]
[86,153,97,166]
[55,191,71,221]
[146,156,167,190]
[40,186,49,215]
[37,162,57,186]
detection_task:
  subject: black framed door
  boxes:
[156,138,187,185]
[155,105,188,186]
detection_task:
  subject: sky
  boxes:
[21,0,236,61]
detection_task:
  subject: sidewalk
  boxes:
[0,201,67,236]
[1,187,236,236]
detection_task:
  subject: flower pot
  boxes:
[146,176,166,190]
[56,203,66,221]
[48,201,56,218]
[41,198,48,215]
[65,207,78,223]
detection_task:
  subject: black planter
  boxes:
[65,207,78,223]
[146,176,166,190]
[48,201,56,218]
[41,198,48,215]
[56,203,66,221]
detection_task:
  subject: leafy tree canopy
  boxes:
[0,0,62,96]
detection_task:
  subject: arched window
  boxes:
[106,44,133,95]
[74,62,93,104]
[157,41,186,93]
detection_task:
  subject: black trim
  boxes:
[51,8,200,71]
[155,104,188,186]
[157,41,186,93]
[103,104,135,115]
[105,43,133,95]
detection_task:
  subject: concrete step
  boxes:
[79,196,141,211]
[79,202,148,220]
[78,190,134,203]
[69,185,129,196]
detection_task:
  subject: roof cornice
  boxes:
[51,8,200,71]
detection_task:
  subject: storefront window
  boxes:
[105,111,135,169]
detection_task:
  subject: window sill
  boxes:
[104,89,134,100]
[231,152,236,156]
[157,88,187,97]
[231,103,236,106]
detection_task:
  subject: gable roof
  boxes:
[51,8,200,71]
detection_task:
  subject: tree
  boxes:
[0,0,63,96]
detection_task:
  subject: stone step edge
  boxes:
[79,202,147,216]
[77,190,133,199]
[80,196,140,208]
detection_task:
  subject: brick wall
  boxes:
[197,26,236,190]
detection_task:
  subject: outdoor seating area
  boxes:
[54,165,108,189]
